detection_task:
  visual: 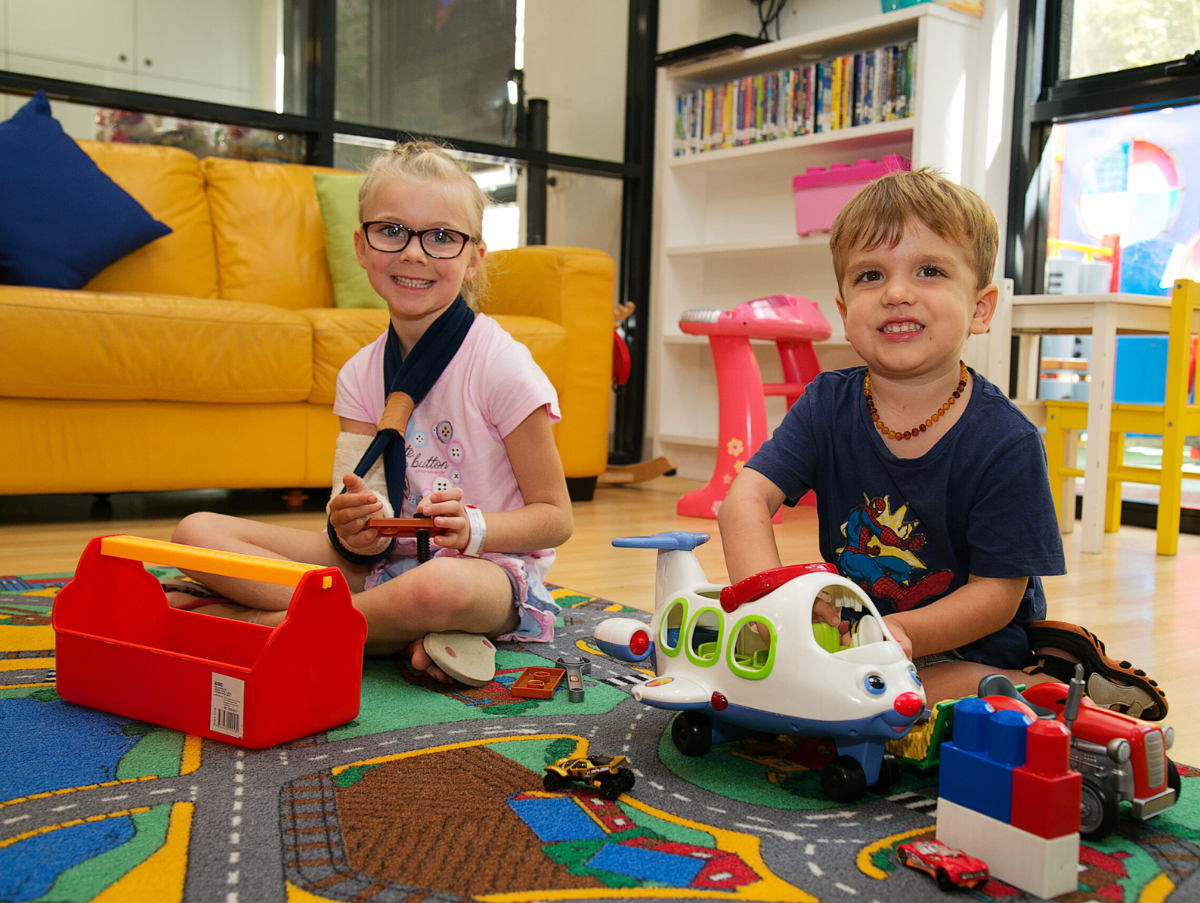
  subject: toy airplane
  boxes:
[594,531,925,801]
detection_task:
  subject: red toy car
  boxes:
[896,839,989,892]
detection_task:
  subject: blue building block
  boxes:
[938,700,1033,824]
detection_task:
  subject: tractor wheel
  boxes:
[1080,774,1119,839]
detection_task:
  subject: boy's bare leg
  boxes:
[916,660,1060,707]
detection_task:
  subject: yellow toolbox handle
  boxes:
[100,535,326,588]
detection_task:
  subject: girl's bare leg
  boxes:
[168,512,520,680]
[355,556,520,656]
[169,512,371,612]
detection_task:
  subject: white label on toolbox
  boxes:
[210,673,245,739]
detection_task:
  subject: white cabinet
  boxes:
[2,0,260,108]
[136,0,259,105]
[649,5,981,479]
[6,0,136,89]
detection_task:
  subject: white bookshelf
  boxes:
[648,4,982,479]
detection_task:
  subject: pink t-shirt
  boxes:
[332,313,561,581]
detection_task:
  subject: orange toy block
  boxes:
[511,666,566,699]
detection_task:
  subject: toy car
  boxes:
[896,838,989,892]
[542,754,636,800]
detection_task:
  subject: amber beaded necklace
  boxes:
[864,361,968,441]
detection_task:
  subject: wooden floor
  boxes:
[2,476,1196,764]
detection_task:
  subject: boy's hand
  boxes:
[417,488,472,552]
[811,590,840,628]
[884,615,914,660]
[328,473,385,551]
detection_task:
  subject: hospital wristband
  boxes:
[464,505,487,557]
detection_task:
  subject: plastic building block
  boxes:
[1011,719,1082,839]
[792,155,910,235]
[53,535,367,748]
[938,699,1032,823]
[937,798,1079,899]
[511,666,566,699]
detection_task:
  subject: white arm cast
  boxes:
[328,431,395,519]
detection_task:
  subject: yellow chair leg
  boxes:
[1043,410,1067,529]
[1105,431,1123,533]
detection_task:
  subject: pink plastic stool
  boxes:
[677,295,831,521]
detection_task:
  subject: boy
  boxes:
[717,168,1167,720]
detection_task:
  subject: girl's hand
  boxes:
[417,488,474,552]
[328,473,385,552]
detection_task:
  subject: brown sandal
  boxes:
[1025,620,1167,720]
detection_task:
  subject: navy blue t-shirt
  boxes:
[746,366,1066,669]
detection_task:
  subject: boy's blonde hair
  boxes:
[358,140,490,305]
[829,167,998,292]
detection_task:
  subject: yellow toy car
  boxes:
[543,754,636,800]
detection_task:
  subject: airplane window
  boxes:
[728,616,775,680]
[687,608,723,666]
[658,598,686,656]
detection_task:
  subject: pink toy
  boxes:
[677,295,830,520]
[792,155,910,235]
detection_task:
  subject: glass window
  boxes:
[1042,104,1200,299]
[334,0,628,161]
[336,0,520,145]
[1062,0,1200,80]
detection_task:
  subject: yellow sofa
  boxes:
[0,142,614,500]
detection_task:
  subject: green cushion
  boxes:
[312,171,385,310]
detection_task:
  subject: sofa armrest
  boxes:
[479,246,614,481]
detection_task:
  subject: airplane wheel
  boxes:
[1080,774,1119,839]
[868,754,902,795]
[671,711,712,757]
[820,755,867,802]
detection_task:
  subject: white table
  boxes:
[995,293,1172,553]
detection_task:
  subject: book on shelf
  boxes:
[672,39,917,156]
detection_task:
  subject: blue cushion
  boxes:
[0,91,171,289]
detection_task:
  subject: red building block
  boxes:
[1010,720,1081,839]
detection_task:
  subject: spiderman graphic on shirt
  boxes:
[836,495,952,611]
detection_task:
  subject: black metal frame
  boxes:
[1006,0,1200,295]
[0,0,659,465]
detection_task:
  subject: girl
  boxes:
[169,141,573,683]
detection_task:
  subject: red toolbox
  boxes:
[53,535,367,748]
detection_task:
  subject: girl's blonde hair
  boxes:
[358,141,490,306]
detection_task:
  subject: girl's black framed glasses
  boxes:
[360,222,477,258]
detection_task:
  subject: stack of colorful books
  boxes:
[673,40,917,156]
